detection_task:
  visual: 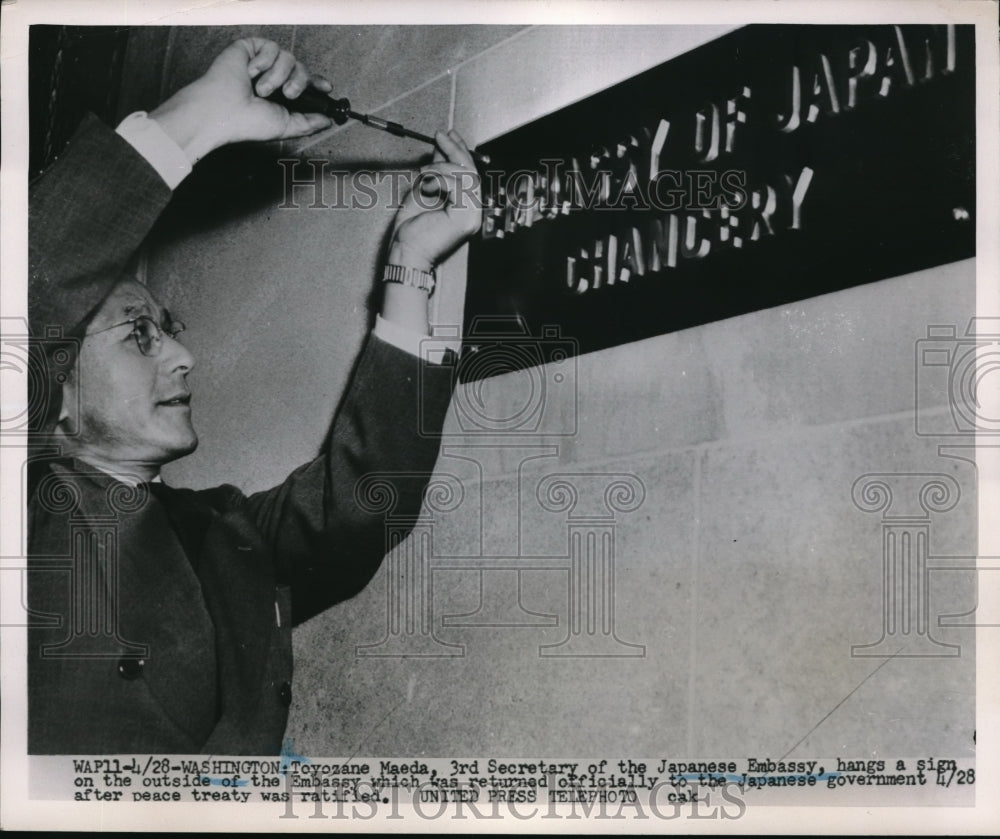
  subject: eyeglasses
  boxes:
[85,313,186,357]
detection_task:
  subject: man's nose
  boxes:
[161,333,196,374]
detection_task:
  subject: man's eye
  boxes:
[131,319,156,341]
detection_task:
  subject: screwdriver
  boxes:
[270,87,492,166]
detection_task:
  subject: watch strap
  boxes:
[383,263,436,295]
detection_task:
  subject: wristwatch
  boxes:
[382,263,436,295]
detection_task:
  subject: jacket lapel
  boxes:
[38,461,220,747]
[36,459,288,754]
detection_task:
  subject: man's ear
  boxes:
[56,370,78,435]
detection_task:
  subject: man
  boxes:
[27,37,480,754]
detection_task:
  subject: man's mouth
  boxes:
[157,394,191,407]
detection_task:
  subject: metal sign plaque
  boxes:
[462,24,975,380]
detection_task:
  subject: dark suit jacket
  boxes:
[27,115,453,754]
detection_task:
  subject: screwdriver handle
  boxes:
[269,88,351,124]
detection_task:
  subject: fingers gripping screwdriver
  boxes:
[270,87,491,166]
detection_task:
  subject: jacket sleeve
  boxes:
[29,113,173,336]
[241,334,454,625]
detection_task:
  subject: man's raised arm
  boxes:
[28,37,334,339]
[241,127,484,624]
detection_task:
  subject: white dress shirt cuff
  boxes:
[116,111,193,190]
[374,315,445,364]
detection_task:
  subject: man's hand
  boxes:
[149,38,334,164]
[379,129,483,334]
[387,130,484,273]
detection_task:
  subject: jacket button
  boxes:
[279,681,292,707]
[118,658,145,680]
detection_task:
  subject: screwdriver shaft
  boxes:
[350,111,491,166]
[271,88,491,165]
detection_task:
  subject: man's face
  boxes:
[59,280,198,472]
